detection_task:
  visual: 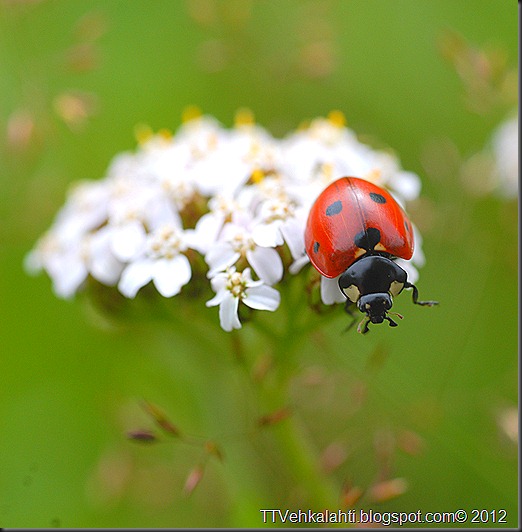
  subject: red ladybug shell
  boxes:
[305,177,414,278]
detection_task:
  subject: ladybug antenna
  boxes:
[343,301,358,333]
[385,311,403,327]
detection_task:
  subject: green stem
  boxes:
[256,380,341,511]
[247,281,341,511]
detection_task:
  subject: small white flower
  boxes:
[206,267,280,331]
[106,182,180,262]
[205,220,283,285]
[53,180,110,241]
[35,233,90,298]
[118,224,191,298]
[252,198,308,263]
[491,114,518,198]
[190,194,243,254]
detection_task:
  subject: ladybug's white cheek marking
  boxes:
[374,242,387,252]
[343,284,360,303]
[390,280,404,297]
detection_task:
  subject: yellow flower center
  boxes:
[148,226,183,259]
[226,271,246,298]
[327,109,347,128]
[182,105,202,123]
[234,107,255,127]
[231,232,255,255]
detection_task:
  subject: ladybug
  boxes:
[305,177,438,334]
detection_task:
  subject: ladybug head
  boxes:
[355,292,403,333]
[339,255,407,334]
[357,293,393,323]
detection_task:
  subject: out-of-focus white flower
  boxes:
[25,232,90,298]
[53,180,110,241]
[497,406,518,444]
[206,267,280,331]
[25,226,123,298]
[26,109,430,331]
[491,114,518,198]
[280,113,422,208]
[461,112,518,199]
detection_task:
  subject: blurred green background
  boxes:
[0,0,517,528]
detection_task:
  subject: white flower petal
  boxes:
[392,171,421,201]
[395,259,419,285]
[52,258,87,299]
[219,293,241,331]
[206,245,240,276]
[89,228,123,285]
[410,224,425,268]
[280,216,306,260]
[252,222,284,247]
[206,290,227,307]
[118,258,154,298]
[152,255,192,297]
[146,195,181,231]
[190,211,225,253]
[289,254,310,274]
[24,249,43,275]
[243,284,280,311]
[247,247,283,285]
[492,115,518,197]
[238,268,263,289]
[320,275,345,305]
[208,270,230,293]
[90,252,123,286]
[111,221,147,261]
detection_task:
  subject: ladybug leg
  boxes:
[343,300,358,332]
[357,316,371,334]
[404,282,439,307]
[385,316,399,327]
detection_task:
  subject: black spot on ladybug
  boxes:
[404,220,410,233]
[313,241,320,253]
[354,227,381,251]
[369,192,386,204]
[325,200,343,216]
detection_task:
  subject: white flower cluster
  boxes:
[26,110,426,331]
